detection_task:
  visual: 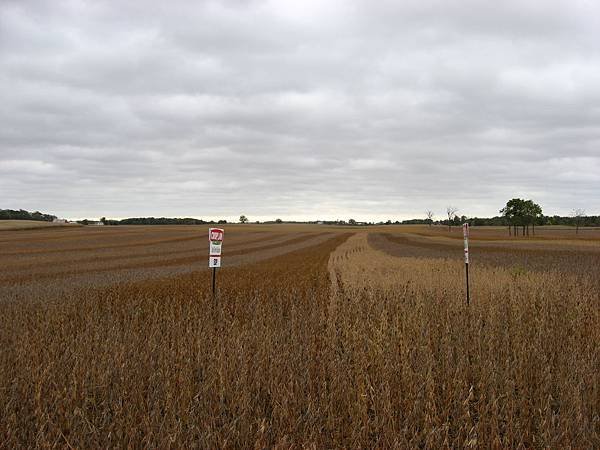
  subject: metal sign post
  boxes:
[463,223,470,305]
[212,267,216,297]
[208,228,224,298]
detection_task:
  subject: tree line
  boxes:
[3,207,599,230]
[97,217,229,226]
[417,199,599,235]
[0,209,56,222]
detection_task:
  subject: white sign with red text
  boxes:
[209,228,224,268]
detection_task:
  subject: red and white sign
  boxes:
[463,223,469,264]
[208,228,224,267]
[209,228,224,242]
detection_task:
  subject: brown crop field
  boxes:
[0,220,81,231]
[1,224,599,447]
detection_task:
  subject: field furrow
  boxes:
[370,231,600,279]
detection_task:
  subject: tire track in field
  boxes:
[327,232,369,296]
[2,232,353,303]
[0,233,206,256]
[0,233,343,299]
[0,230,273,257]
[1,232,291,271]
[0,232,301,280]
[0,228,146,244]
[0,232,333,285]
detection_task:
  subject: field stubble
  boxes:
[0,227,334,300]
[0,225,599,448]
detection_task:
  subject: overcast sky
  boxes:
[1,0,599,221]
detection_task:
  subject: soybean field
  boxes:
[1,224,598,448]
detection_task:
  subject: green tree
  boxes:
[500,198,525,236]
[523,200,543,236]
[500,198,542,236]
[348,219,357,225]
[275,218,283,224]
[239,215,248,224]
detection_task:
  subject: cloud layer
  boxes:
[1,0,599,220]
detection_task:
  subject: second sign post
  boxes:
[463,223,470,305]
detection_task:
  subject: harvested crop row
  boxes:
[0,228,269,256]
[0,226,147,245]
[406,225,600,242]
[0,233,351,448]
[0,231,295,271]
[370,232,600,279]
[2,226,598,448]
[0,232,333,287]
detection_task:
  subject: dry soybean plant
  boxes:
[0,229,599,448]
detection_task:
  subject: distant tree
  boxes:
[523,200,543,236]
[572,208,586,234]
[100,217,106,225]
[446,206,458,231]
[116,217,212,225]
[239,215,248,224]
[426,210,434,226]
[275,218,283,224]
[500,198,542,236]
[500,198,522,236]
[348,218,357,226]
[218,219,227,224]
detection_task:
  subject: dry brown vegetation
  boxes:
[330,233,599,447]
[406,224,600,242]
[1,224,599,447]
[0,220,81,231]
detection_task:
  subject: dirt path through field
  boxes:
[328,231,435,295]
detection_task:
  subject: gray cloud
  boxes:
[1,0,599,221]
